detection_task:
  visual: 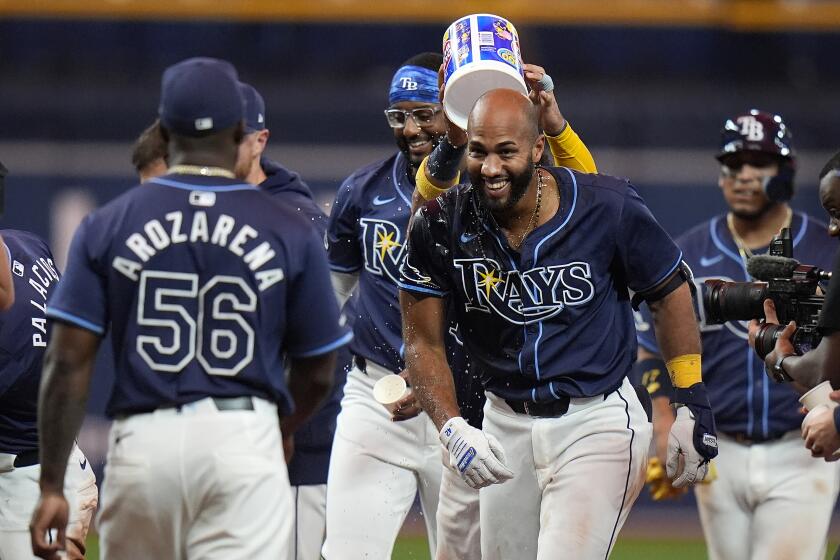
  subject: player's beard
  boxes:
[471,156,535,214]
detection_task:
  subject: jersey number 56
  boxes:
[136,270,256,376]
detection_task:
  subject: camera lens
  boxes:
[703,280,768,324]
[754,323,786,360]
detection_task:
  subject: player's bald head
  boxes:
[468,89,539,143]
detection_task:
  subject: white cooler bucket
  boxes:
[442,14,527,130]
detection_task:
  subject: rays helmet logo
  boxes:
[453,258,595,325]
[360,218,406,284]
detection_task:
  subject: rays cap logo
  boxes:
[159,57,245,137]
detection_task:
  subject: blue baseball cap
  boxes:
[239,82,266,133]
[158,57,245,136]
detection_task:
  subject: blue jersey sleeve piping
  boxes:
[288,331,354,358]
[397,281,447,297]
[329,263,363,273]
[46,307,106,336]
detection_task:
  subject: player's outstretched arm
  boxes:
[30,323,101,559]
[400,290,459,430]
[401,290,514,489]
[0,234,14,310]
[648,282,718,488]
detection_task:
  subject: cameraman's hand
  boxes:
[749,299,797,371]
[801,405,840,461]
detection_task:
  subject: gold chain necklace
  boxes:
[726,206,792,262]
[509,169,544,250]
[168,165,236,179]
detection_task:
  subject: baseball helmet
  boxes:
[716,109,796,202]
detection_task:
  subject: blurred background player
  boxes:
[28,57,350,559]
[400,88,715,560]
[322,52,448,559]
[414,64,599,560]
[0,227,97,560]
[131,120,168,183]
[235,80,353,560]
[634,110,839,560]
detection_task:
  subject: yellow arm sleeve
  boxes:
[546,122,597,174]
[415,155,460,201]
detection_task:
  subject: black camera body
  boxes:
[703,228,829,362]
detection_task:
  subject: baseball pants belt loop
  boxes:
[505,396,571,417]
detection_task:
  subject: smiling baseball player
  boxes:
[400,89,717,559]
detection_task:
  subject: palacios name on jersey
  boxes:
[360,218,406,284]
[111,211,285,292]
[18,255,60,348]
[452,257,595,325]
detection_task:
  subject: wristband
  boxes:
[427,135,466,181]
[833,405,840,436]
[633,357,673,399]
[666,354,702,389]
[416,157,452,201]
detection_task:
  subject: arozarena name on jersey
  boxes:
[454,257,595,325]
[112,212,284,291]
[21,256,60,347]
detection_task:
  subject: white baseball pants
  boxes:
[97,397,291,560]
[435,453,481,560]
[695,432,840,560]
[287,484,326,560]
[0,444,97,560]
[321,363,441,559]
[479,376,651,560]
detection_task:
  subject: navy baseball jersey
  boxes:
[636,211,835,439]
[400,166,683,402]
[260,157,352,485]
[47,172,351,418]
[0,230,60,454]
[327,152,479,425]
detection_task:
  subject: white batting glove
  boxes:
[666,406,711,487]
[439,417,514,489]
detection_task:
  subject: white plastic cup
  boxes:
[799,380,838,411]
[373,374,411,414]
[442,13,527,130]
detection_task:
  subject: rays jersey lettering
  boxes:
[360,218,406,284]
[454,258,594,325]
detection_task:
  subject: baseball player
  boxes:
[400,88,717,560]
[635,110,839,560]
[29,57,351,559]
[324,53,597,559]
[236,81,353,560]
[131,120,168,183]
[414,66,598,560]
[0,229,98,560]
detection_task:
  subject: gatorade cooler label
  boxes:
[443,16,474,84]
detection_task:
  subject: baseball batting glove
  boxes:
[667,383,718,487]
[439,416,514,489]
